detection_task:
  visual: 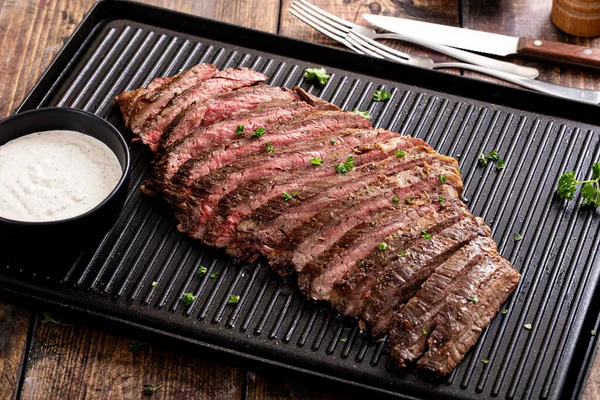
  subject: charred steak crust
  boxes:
[114,63,521,376]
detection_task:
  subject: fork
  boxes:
[290,1,600,104]
[291,0,538,79]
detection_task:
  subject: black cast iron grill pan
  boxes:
[1,1,600,399]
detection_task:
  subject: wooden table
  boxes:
[0,0,599,398]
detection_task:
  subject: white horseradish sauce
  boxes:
[0,130,122,222]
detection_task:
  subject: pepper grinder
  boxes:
[552,0,600,37]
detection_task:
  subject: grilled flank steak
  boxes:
[115,63,520,375]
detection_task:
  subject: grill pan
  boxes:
[2,1,600,399]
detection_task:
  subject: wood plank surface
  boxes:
[0,0,599,399]
[19,313,244,399]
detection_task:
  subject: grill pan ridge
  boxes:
[1,2,600,399]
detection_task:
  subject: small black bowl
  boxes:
[0,108,130,265]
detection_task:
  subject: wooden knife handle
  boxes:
[517,37,600,68]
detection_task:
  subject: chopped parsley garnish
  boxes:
[352,108,372,120]
[514,232,523,242]
[265,141,274,153]
[395,149,406,157]
[228,294,240,304]
[439,196,446,205]
[335,156,355,174]
[129,340,148,353]
[341,337,348,343]
[593,330,597,336]
[397,250,406,258]
[182,292,196,306]
[404,197,414,205]
[151,281,158,287]
[251,127,265,137]
[502,309,508,315]
[142,384,162,396]
[304,67,331,84]
[478,149,503,167]
[557,162,600,207]
[373,89,392,102]
[311,156,323,165]
[41,312,68,327]
[196,265,208,277]
[209,272,218,279]
[235,125,245,136]
[467,295,479,303]
[392,196,399,204]
[422,329,428,335]
[439,175,448,184]
[283,192,293,201]
[524,323,532,330]
[330,138,336,145]
[421,230,431,240]
[358,260,365,267]
[379,242,388,251]
[481,359,490,365]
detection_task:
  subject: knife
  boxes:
[363,14,600,69]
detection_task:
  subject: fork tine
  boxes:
[348,31,411,61]
[290,4,347,38]
[296,0,357,30]
[346,32,407,63]
[293,1,350,33]
[289,8,365,54]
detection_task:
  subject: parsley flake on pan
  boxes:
[151,281,158,287]
[41,312,70,327]
[228,294,240,304]
[373,89,392,102]
[481,359,490,365]
[196,265,208,277]
[304,67,331,84]
[209,272,218,279]
[335,156,355,174]
[514,232,523,242]
[352,108,372,120]
[341,337,348,343]
[524,323,532,330]
[182,292,197,306]
[478,149,503,167]
[557,162,600,207]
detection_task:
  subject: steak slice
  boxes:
[389,235,497,368]
[294,86,340,111]
[300,197,467,303]
[115,76,171,124]
[149,99,314,194]
[417,252,520,375]
[128,63,218,136]
[140,68,268,151]
[358,215,489,336]
[228,142,450,264]
[164,110,372,202]
[270,161,462,273]
[204,129,402,248]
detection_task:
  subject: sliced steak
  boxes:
[294,86,340,111]
[204,130,403,248]
[140,68,268,151]
[358,215,489,336]
[149,99,313,194]
[164,110,373,201]
[115,76,171,124]
[389,235,497,368]
[128,63,218,136]
[229,145,455,264]
[300,197,466,303]
[417,253,520,375]
[270,161,462,273]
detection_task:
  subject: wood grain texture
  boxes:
[0,304,30,400]
[19,313,244,399]
[462,0,600,89]
[246,371,355,399]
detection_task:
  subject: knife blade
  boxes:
[363,14,600,69]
